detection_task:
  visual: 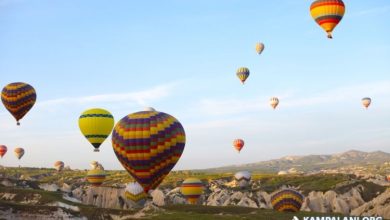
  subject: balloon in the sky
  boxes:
[79,108,114,152]
[255,42,265,55]
[54,161,65,172]
[0,145,7,158]
[310,0,345,39]
[90,161,99,170]
[112,109,186,193]
[234,171,251,188]
[362,97,371,109]
[236,67,250,84]
[1,82,36,125]
[180,178,204,205]
[86,169,106,187]
[124,182,148,206]
[14,147,24,160]
[271,189,304,212]
[270,97,279,109]
[233,139,245,153]
[144,107,156,111]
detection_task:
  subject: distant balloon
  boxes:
[386,175,390,182]
[236,67,250,84]
[54,161,65,172]
[124,182,148,206]
[0,145,7,158]
[144,107,156,111]
[271,189,304,212]
[234,171,251,188]
[233,139,245,153]
[79,108,114,152]
[362,97,371,109]
[112,109,186,193]
[255,42,265,55]
[14,147,24,160]
[86,169,106,187]
[180,178,204,205]
[310,0,345,39]
[90,161,99,170]
[1,82,36,125]
[270,97,279,109]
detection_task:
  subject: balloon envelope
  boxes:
[271,189,304,212]
[86,169,106,187]
[234,171,251,188]
[310,0,345,39]
[180,178,204,205]
[1,82,36,125]
[79,108,114,152]
[233,139,244,153]
[125,182,148,205]
[14,147,24,160]
[255,42,265,55]
[270,97,279,109]
[54,161,65,171]
[362,97,371,109]
[112,110,186,193]
[236,67,250,84]
[0,145,7,158]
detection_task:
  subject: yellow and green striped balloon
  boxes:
[79,108,114,152]
[86,169,106,187]
[180,178,204,205]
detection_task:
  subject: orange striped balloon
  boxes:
[310,0,345,39]
[233,139,244,153]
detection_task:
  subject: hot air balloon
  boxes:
[54,161,65,172]
[233,139,244,153]
[255,42,265,55]
[14,147,24,160]
[1,82,36,125]
[271,189,304,212]
[310,0,345,39]
[0,145,7,158]
[180,178,204,205]
[386,175,390,182]
[144,107,156,111]
[112,108,186,193]
[79,108,114,152]
[124,182,148,206]
[86,169,106,187]
[362,97,371,109]
[234,171,251,188]
[270,97,279,109]
[90,161,99,170]
[236,67,250,84]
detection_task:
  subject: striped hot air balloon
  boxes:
[79,108,114,152]
[233,139,244,153]
[362,97,371,109]
[54,161,65,172]
[124,182,148,206]
[1,82,36,125]
[0,145,7,158]
[255,42,265,55]
[180,178,204,205]
[270,97,279,109]
[14,147,24,160]
[236,67,250,84]
[271,189,304,212]
[310,0,345,39]
[234,171,251,188]
[112,108,186,193]
[86,169,106,187]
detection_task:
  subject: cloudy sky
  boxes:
[0,0,389,170]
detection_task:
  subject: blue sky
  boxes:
[0,0,389,170]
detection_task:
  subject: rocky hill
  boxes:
[202,150,390,173]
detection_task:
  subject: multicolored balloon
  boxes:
[79,108,114,152]
[234,171,251,188]
[271,189,304,212]
[180,178,204,205]
[54,161,65,172]
[112,108,186,193]
[90,161,99,169]
[233,139,244,153]
[0,145,7,158]
[236,67,250,84]
[86,169,106,187]
[1,82,36,125]
[270,97,279,109]
[310,0,345,39]
[362,97,371,109]
[14,147,24,160]
[255,42,265,55]
[124,182,148,206]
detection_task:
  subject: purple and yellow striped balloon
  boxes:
[271,189,304,212]
[112,109,186,193]
[1,82,36,125]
